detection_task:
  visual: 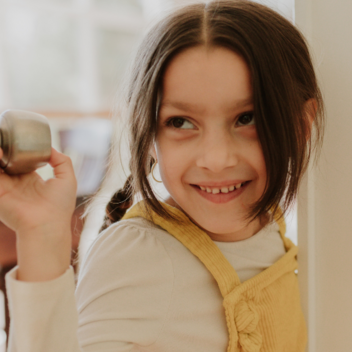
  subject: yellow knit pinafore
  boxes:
[122,201,307,352]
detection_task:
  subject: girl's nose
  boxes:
[196,132,239,173]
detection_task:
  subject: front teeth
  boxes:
[199,182,245,194]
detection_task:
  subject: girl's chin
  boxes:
[186,211,248,235]
[163,195,247,223]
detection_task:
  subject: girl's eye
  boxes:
[167,117,195,129]
[237,113,255,126]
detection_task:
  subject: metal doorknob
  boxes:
[0,109,52,175]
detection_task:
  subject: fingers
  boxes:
[49,148,76,182]
[0,148,3,160]
[0,165,16,196]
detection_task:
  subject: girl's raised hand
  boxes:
[0,147,77,235]
[0,147,78,282]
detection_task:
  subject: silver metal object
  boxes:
[0,109,52,175]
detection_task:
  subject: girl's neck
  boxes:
[163,196,272,242]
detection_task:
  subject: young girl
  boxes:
[0,1,324,351]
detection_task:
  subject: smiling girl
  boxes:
[0,1,324,352]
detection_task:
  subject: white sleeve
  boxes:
[6,266,79,352]
[5,221,174,352]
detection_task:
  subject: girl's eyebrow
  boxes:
[160,97,253,113]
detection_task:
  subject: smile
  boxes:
[197,182,248,194]
[191,181,251,204]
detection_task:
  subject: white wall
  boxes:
[296,0,352,351]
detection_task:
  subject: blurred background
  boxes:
[1,1,351,351]
[0,0,295,349]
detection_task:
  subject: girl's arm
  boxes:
[0,147,77,282]
[5,222,173,352]
[0,148,173,352]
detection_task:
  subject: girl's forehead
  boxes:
[163,46,251,81]
[161,46,253,111]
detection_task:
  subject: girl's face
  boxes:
[152,46,268,242]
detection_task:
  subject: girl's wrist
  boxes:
[16,227,72,282]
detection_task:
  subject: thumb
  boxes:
[48,148,76,183]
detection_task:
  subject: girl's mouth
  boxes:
[190,181,251,204]
[196,181,250,194]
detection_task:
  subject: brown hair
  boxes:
[100,0,325,232]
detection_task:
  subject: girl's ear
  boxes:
[304,98,317,140]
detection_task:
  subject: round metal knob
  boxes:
[0,109,52,175]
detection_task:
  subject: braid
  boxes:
[99,175,134,233]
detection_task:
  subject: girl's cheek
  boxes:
[156,130,188,160]
[157,129,196,155]
[239,125,258,140]
[160,127,195,142]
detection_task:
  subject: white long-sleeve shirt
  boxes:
[5,216,286,352]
